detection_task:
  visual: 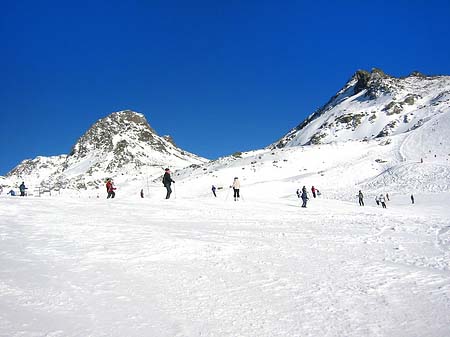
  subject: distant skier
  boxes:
[386,193,390,201]
[411,194,415,204]
[231,177,240,201]
[311,186,317,198]
[296,189,301,198]
[7,189,16,196]
[140,189,144,198]
[375,195,380,206]
[212,185,217,197]
[379,194,387,208]
[19,182,27,197]
[0,186,3,195]
[358,190,364,206]
[162,168,175,199]
[106,179,116,199]
[301,186,309,208]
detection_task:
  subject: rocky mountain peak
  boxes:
[352,68,393,97]
[271,69,450,148]
[70,110,158,157]
[5,110,207,191]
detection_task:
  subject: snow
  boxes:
[1,77,450,336]
[1,192,449,337]
[2,110,450,335]
[278,73,450,147]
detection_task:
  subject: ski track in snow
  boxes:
[1,195,450,337]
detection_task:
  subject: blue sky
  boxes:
[1,0,450,175]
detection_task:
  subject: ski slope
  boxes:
[0,193,449,337]
[1,99,450,337]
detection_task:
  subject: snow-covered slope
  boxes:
[1,72,450,337]
[1,186,449,337]
[2,70,449,201]
[3,110,207,194]
[166,103,450,204]
[272,69,450,148]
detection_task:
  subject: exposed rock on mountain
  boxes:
[272,69,450,148]
[5,110,207,191]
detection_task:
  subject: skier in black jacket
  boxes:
[301,186,309,208]
[162,168,175,199]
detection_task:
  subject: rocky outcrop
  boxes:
[271,69,450,148]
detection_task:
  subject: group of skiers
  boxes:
[374,193,388,208]
[359,191,415,207]
[104,168,175,200]
[211,177,240,201]
[2,176,418,210]
[295,185,320,208]
[103,168,175,200]
[1,182,27,197]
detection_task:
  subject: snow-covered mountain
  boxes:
[4,110,207,193]
[2,72,450,337]
[3,69,450,199]
[271,68,450,148]
[167,74,450,202]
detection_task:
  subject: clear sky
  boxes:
[1,0,450,175]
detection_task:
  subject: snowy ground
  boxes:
[1,192,449,337]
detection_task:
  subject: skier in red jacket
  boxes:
[106,179,116,199]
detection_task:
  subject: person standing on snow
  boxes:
[411,194,415,204]
[140,189,144,198]
[19,182,27,196]
[301,186,309,208]
[106,179,116,199]
[211,185,217,197]
[296,189,301,198]
[375,195,380,206]
[379,194,387,208]
[358,190,364,206]
[231,177,240,201]
[162,168,175,199]
[311,186,317,198]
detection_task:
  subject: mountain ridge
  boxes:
[2,69,450,196]
[271,68,450,149]
[3,110,207,192]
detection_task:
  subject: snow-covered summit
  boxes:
[5,110,207,192]
[271,68,450,148]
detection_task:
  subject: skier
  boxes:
[106,179,116,199]
[375,195,380,206]
[7,189,16,196]
[311,186,317,198]
[296,189,301,198]
[19,182,27,196]
[0,186,3,195]
[379,194,387,208]
[140,189,144,198]
[301,186,309,208]
[231,177,240,201]
[358,190,364,206]
[411,194,415,204]
[162,168,175,199]
[211,185,217,197]
[386,193,390,201]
